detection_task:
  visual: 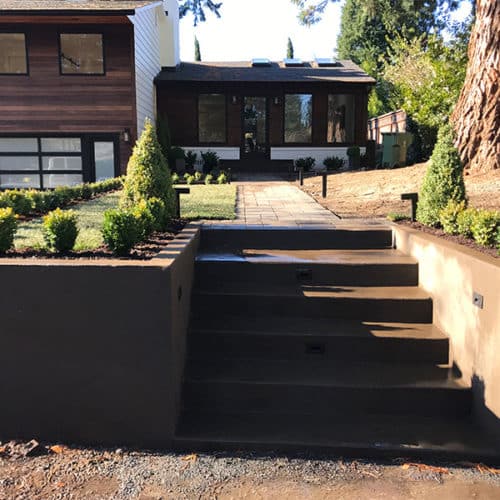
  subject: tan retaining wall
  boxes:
[0,224,200,448]
[393,225,500,439]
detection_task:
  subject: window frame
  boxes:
[0,31,29,76]
[326,93,356,145]
[58,32,106,76]
[283,93,314,145]
[197,93,228,145]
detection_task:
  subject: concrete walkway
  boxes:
[234,179,339,226]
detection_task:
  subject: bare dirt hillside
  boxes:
[301,163,500,219]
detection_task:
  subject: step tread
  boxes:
[174,412,499,459]
[196,248,416,265]
[195,284,431,300]
[185,359,466,390]
[190,317,445,340]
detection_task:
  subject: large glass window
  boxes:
[327,94,355,143]
[0,34,28,74]
[59,34,104,75]
[0,137,83,189]
[284,94,313,143]
[198,94,226,143]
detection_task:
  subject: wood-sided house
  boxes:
[0,0,179,189]
[155,60,375,170]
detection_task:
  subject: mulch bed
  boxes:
[397,220,499,259]
[1,219,187,261]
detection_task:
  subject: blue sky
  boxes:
[179,0,472,63]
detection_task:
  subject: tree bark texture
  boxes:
[451,0,499,172]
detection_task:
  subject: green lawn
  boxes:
[178,184,237,220]
[14,184,236,251]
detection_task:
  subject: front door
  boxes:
[88,136,119,182]
[242,97,269,159]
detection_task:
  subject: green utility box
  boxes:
[382,132,413,167]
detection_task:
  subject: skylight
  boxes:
[284,58,304,67]
[252,58,271,67]
[316,58,340,67]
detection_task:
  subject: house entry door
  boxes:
[242,97,269,160]
[88,135,119,182]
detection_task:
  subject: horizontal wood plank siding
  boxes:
[0,21,136,172]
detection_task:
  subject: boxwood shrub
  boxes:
[0,207,17,254]
[471,210,500,247]
[42,209,79,253]
[102,209,142,256]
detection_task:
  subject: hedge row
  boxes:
[0,177,124,216]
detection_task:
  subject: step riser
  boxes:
[195,262,418,287]
[200,229,393,251]
[184,383,471,418]
[187,335,449,364]
[193,295,433,323]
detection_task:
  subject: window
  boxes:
[284,94,312,143]
[0,137,83,189]
[59,34,104,75]
[327,94,355,143]
[198,94,226,143]
[0,33,28,74]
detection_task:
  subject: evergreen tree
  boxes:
[287,37,294,59]
[416,124,467,226]
[179,0,222,25]
[194,36,201,61]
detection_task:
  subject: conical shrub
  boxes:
[121,119,175,219]
[416,123,466,226]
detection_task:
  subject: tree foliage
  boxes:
[287,37,294,59]
[194,36,201,61]
[179,0,222,25]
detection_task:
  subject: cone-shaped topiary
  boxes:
[121,119,175,219]
[416,123,466,226]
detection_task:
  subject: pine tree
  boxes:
[194,36,201,61]
[416,123,467,226]
[287,37,294,59]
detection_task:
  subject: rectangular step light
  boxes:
[316,57,340,67]
[252,58,271,67]
[284,58,304,67]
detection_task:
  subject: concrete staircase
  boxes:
[174,225,497,459]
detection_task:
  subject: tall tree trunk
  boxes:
[451,0,499,172]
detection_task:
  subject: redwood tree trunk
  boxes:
[451,0,500,172]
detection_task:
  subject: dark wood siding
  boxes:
[0,19,136,173]
[157,81,371,149]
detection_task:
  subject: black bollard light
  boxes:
[322,172,327,198]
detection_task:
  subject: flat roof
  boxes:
[0,0,161,15]
[156,61,376,84]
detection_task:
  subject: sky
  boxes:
[179,0,473,63]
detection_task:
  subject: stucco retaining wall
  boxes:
[393,224,500,441]
[0,224,200,448]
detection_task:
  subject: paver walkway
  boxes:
[234,178,339,225]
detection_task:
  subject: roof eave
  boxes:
[0,9,137,16]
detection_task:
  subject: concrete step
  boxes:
[199,226,393,251]
[193,285,433,323]
[183,360,471,418]
[189,317,449,363]
[174,412,499,461]
[195,249,418,287]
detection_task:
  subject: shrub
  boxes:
[294,157,315,172]
[496,228,500,254]
[54,186,73,205]
[24,190,47,213]
[323,156,345,171]
[416,124,466,226]
[456,208,478,238]
[439,200,466,235]
[102,209,142,256]
[121,119,175,218]
[201,151,220,174]
[2,190,33,215]
[171,172,180,184]
[186,175,195,185]
[42,208,78,253]
[194,171,203,182]
[0,207,17,254]
[217,172,228,184]
[169,146,185,169]
[346,146,361,168]
[146,197,167,231]
[132,200,155,238]
[185,150,197,169]
[205,174,214,185]
[387,212,410,222]
[470,210,500,247]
